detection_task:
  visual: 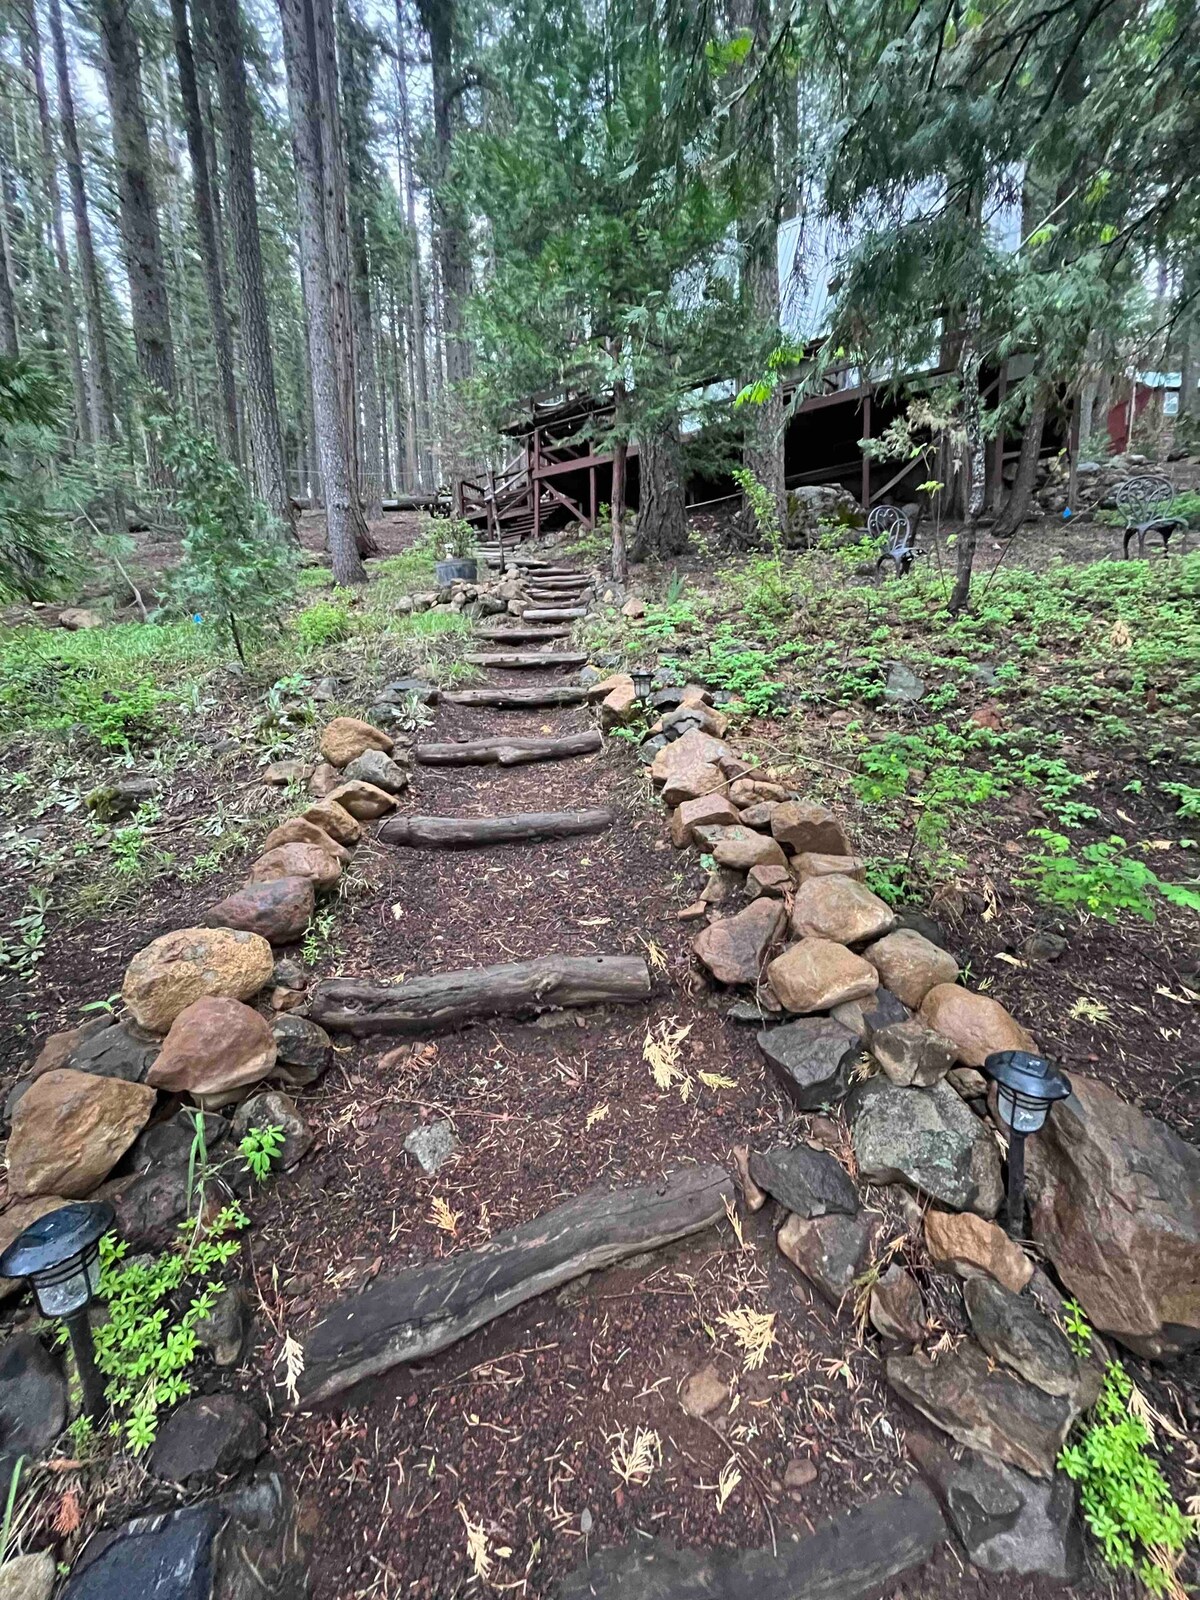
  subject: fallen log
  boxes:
[444,685,590,709]
[416,729,602,766]
[379,807,613,849]
[299,1163,732,1402]
[464,652,588,669]
[309,952,650,1037]
[524,607,588,621]
[474,626,570,643]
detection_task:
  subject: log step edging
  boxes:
[444,685,590,709]
[523,607,589,621]
[379,808,613,849]
[465,652,588,669]
[299,1164,732,1402]
[416,729,602,766]
[309,952,651,1036]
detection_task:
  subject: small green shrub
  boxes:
[1020,830,1200,921]
[58,676,167,751]
[239,1124,286,1181]
[1059,1358,1193,1595]
[1160,781,1200,820]
[293,599,353,649]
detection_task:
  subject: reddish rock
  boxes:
[870,1265,926,1343]
[746,863,792,899]
[1028,1074,1200,1357]
[303,798,361,846]
[31,1027,85,1077]
[600,681,638,728]
[259,817,349,861]
[738,801,779,830]
[307,762,342,798]
[585,672,634,703]
[790,875,895,945]
[319,716,393,767]
[248,842,342,889]
[147,997,277,1099]
[919,984,1034,1067]
[713,831,788,872]
[661,762,726,807]
[7,1070,156,1198]
[792,852,866,883]
[680,1363,729,1419]
[650,728,733,787]
[768,939,878,1014]
[770,801,850,856]
[732,1145,767,1211]
[122,928,274,1032]
[778,1209,883,1307]
[677,900,708,922]
[203,877,315,945]
[325,780,397,821]
[670,793,740,848]
[924,1209,1034,1295]
[693,898,784,986]
[262,760,311,786]
[729,777,790,807]
[865,929,958,1008]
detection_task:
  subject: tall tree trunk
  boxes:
[948,307,985,615]
[733,0,785,530]
[0,142,19,358]
[395,22,433,491]
[169,0,238,456]
[630,420,688,563]
[204,0,293,529]
[394,282,416,490]
[418,0,471,393]
[93,0,176,421]
[48,0,125,532]
[993,382,1049,538]
[156,59,201,426]
[23,11,89,448]
[277,0,367,583]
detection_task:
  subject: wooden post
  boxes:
[861,391,873,508]
[589,464,597,526]
[1068,393,1080,513]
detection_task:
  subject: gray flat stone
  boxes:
[758,1018,860,1110]
[750,1145,858,1218]
[851,1077,1002,1218]
[559,1482,946,1599]
[964,1276,1082,1399]
[403,1119,456,1176]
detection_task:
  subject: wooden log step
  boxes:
[474,626,570,643]
[524,607,588,621]
[445,685,589,709]
[299,1163,732,1402]
[526,575,590,587]
[309,952,651,1037]
[379,807,613,849]
[526,589,593,604]
[416,729,602,766]
[464,652,588,669]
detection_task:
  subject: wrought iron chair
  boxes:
[1113,474,1187,558]
[869,504,919,578]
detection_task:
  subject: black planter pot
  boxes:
[435,557,477,584]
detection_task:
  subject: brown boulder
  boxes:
[585,672,634,702]
[262,760,311,787]
[871,1019,957,1088]
[770,801,850,856]
[737,801,779,830]
[777,1209,883,1308]
[1027,1073,1200,1357]
[600,681,638,728]
[248,842,341,889]
[259,817,349,861]
[307,761,342,798]
[746,863,792,899]
[792,852,866,884]
[924,1209,1033,1295]
[147,997,277,1099]
[729,777,789,807]
[319,716,393,768]
[661,763,726,807]
[302,798,361,845]
[768,938,878,1014]
[713,831,788,872]
[865,930,959,1008]
[325,780,397,821]
[122,928,275,1032]
[203,877,315,945]
[919,984,1034,1067]
[31,1027,86,1077]
[790,874,895,945]
[669,793,739,848]
[693,898,784,986]
[870,1265,926,1343]
[7,1070,156,1197]
[650,728,732,787]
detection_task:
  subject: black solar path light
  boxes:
[983,1051,1071,1239]
[630,665,653,703]
[0,1201,114,1420]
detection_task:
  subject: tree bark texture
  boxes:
[299,1164,731,1402]
[394,18,433,489]
[948,315,984,616]
[205,0,294,526]
[418,0,471,390]
[993,382,1049,538]
[310,953,651,1035]
[94,0,177,411]
[277,0,367,582]
[379,808,613,848]
[631,421,689,561]
[415,729,602,766]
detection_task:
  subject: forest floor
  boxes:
[0,500,1196,1596]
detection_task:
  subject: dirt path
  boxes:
[249,580,1105,1600]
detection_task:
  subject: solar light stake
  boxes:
[0,1201,113,1421]
[630,666,653,703]
[983,1051,1071,1240]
